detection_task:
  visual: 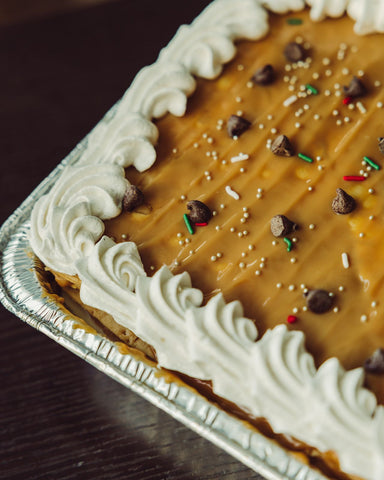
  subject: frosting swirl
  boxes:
[30,164,127,275]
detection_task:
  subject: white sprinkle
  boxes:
[225,185,240,200]
[371,301,377,308]
[375,80,381,87]
[325,69,332,77]
[172,148,178,154]
[185,238,191,244]
[322,57,331,66]
[193,142,199,148]
[267,114,274,120]
[377,102,383,108]
[359,232,365,238]
[180,195,186,201]
[241,252,247,258]
[259,123,265,130]
[248,244,254,250]
[369,215,374,220]
[308,186,314,192]
[215,225,220,231]
[290,257,297,264]
[288,284,296,291]
[295,122,301,128]
[358,69,365,77]
[368,188,374,194]
[236,110,243,116]
[335,90,341,97]
[324,89,331,97]
[309,223,315,230]
[231,152,249,163]
[341,252,350,269]
[342,68,350,75]
[283,94,298,107]
[230,227,235,232]
[333,307,339,313]
[150,265,156,270]
[312,72,320,80]
[313,114,320,120]
[360,314,368,323]
[211,255,217,262]
[344,116,350,123]
[235,96,242,103]
[293,307,299,314]
[336,119,343,126]
[121,234,127,240]
[255,270,261,276]
[276,282,283,289]
[246,81,253,88]
[237,64,244,71]
[338,286,345,292]
[271,127,277,134]
[238,232,243,238]
[356,101,367,114]
[302,306,308,312]
[216,252,222,259]
[348,103,355,110]
[332,109,339,116]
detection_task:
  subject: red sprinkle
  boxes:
[287,315,298,324]
[195,222,208,226]
[343,96,352,105]
[343,175,366,181]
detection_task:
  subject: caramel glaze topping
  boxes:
[105,12,384,405]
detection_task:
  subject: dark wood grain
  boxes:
[0,1,266,479]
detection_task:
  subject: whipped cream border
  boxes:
[29,1,384,479]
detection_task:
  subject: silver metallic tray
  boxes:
[0,115,329,480]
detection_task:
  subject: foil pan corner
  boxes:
[0,126,329,480]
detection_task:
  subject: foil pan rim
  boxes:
[0,114,329,480]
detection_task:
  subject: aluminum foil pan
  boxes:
[0,111,329,480]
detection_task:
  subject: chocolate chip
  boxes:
[332,188,356,215]
[284,42,306,62]
[122,185,145,212]
[364,348,384,374]
[378,137,384,154]
[271,135,294,157]
[187,200,212,224]
[270,215,297,237]
[252,64,275,85]
[227,115,251,138]
[343,76,367,98]
[304,289,333,314]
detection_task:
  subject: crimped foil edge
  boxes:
[0,194,328,480]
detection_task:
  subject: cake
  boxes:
[29,1,384,479]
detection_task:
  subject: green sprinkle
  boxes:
[287,18,303,25]
[363,156,380,170]
[305,84,318,95]
[284,237,293,252]
[298,153,314,163]
[183,214,194,235]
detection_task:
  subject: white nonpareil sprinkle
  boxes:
[283,95,298,107]
[231,152,249,163]
[356,101,367,114]
[225,185,240,200]
[341,252,350,269]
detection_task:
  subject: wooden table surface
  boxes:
[0,1,267,479]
